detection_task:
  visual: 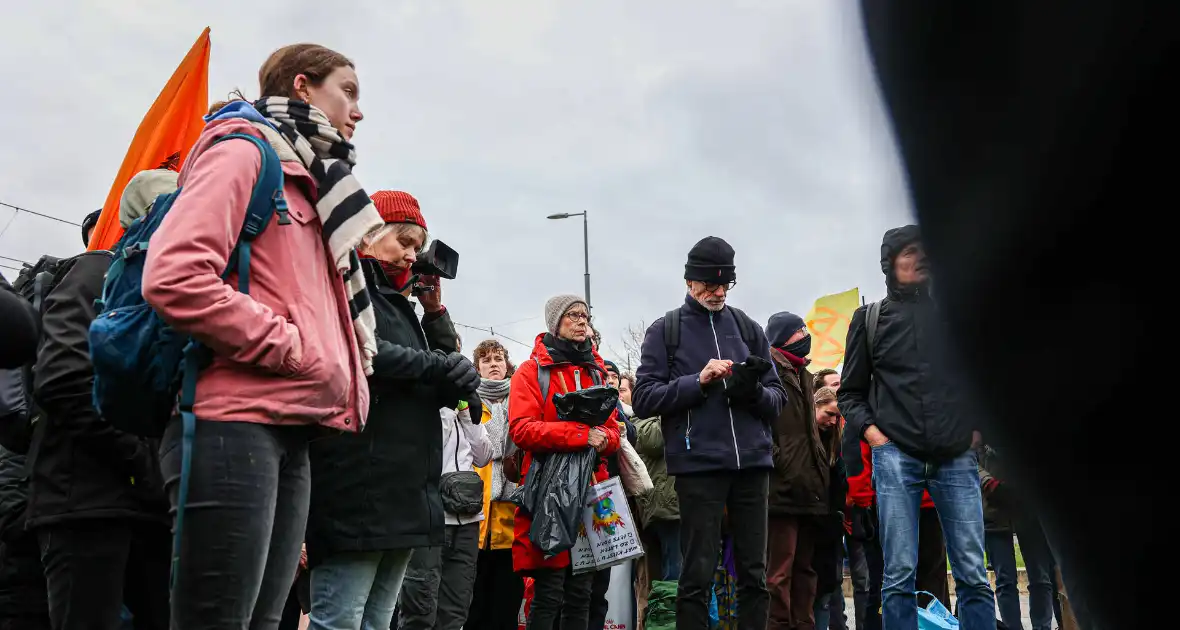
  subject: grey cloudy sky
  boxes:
[1,0,912,367]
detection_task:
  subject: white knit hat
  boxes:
[545,294,587,336]
[119,169,179,228]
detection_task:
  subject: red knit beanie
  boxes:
[370,190,427,230]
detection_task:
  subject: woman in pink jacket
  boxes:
[142,43,385,628]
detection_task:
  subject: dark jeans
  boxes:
[0,532,51,630]
[467,549,523,630]
[36,519,171,630]
[160,418,311,629]
[585,569,612,630]
[277,571,310,630]
[847,534,882,630]
[767,515,819,629]
[813,540,847,630]
[649,519,682,580]
[398,523,481,630]
[675,469,770,630]
[986,520,1056,630]
[528,565,594,630]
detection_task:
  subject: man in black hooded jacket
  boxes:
[838,226,993,629]
[26,225,171,630]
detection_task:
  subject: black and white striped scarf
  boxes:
[252,97,382,374]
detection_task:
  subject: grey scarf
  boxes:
[477,378,516,500]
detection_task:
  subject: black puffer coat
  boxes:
[839,226,973,475]
[26,252,168,528]
[306,259,460,567]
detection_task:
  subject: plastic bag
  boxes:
[553,385,619,427]
[617,437,653,495]
[916,591,959,629]
[509,448,599,557]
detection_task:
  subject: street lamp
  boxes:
[546,211,591,316]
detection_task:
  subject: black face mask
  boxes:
[783,335,811,358]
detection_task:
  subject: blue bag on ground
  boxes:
[509,448,598,557]
[916,590,959,630]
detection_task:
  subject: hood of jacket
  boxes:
[880,224,928,299]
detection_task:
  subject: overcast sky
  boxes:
[1,0,912,368]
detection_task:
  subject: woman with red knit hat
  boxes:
[306,191,481,630]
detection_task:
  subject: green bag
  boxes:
[646,580,678,630]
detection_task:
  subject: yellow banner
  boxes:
[804,287,860,370]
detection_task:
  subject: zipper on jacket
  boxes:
[709,311,742,468]
[452,413,465,526]
[686,409,693,451]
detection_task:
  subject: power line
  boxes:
[0,263,22,272]
[0,254,32,265]
[452,322,531,349]
[0,201,83,227]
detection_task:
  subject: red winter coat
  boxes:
[509,334,621,573]
[847,439,934,509]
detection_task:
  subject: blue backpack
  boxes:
[88,132,287,586]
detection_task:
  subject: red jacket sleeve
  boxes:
[508,360,592,453]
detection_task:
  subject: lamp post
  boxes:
[546,211,591,316]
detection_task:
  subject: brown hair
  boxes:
[620,373,636,391]
[259,44,354,100]
[473,339,515,378]
[812,368,839,391]
[813,386,842,465]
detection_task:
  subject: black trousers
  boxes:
[0,531,51,630]
[36,519,171,630]
[529,565,594,630]
[585,568,612,630]
[675,469,770,630]
[467,549,523,630]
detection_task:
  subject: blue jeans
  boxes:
[309,549,413,630]
[871,443,994,630]
[649,519,683,581]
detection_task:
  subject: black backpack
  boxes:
[2,255,71,454]
[662,306,761,371]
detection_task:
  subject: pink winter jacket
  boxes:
[142,118,368,432]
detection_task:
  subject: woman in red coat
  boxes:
[508,295,621,630]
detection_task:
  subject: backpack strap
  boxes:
[212,133,287,293]
[865,300,882,351]
[171,133,286,590]
[663,309,680,372]
[728,306,760,356]
[535,357,551,404]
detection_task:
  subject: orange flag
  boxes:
[88,28,211,251]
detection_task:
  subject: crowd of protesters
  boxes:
[0,41,1069,630]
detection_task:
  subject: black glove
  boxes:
[442,352,480,397]
[464,391,484,424]
[725,355,771,404]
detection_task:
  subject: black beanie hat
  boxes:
[81,209,103,246]
[766,311,805,348]
[684,236,736,284]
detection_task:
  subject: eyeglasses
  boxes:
[703,280,737,293]
[565,312,590,323]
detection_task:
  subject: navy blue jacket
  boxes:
[633,296,787,475]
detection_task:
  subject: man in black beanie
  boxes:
[632,236,788,630]
[838,226,993,629]
[80,209,102,247]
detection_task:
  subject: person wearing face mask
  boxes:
[839,226,992,629]
[509,295,622,630]
[762,310,827,630]
[305,190,480,630]
[632,236,787,630]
